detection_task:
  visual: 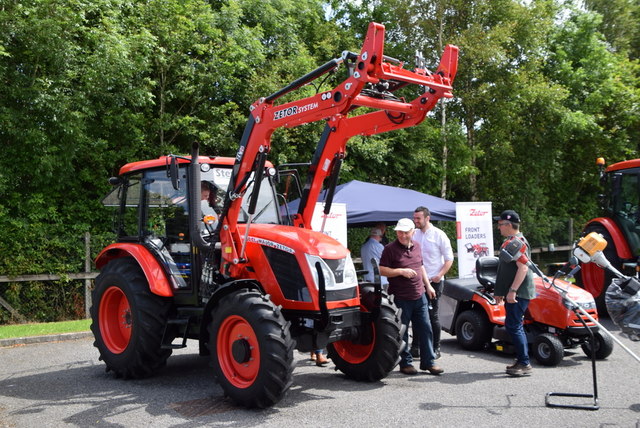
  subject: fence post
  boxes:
[85,232,91,319]
[568,218,574,244]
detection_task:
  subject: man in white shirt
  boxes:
[412,206,454,358]
[360,227,388,286]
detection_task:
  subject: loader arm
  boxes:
[217,22,458,276]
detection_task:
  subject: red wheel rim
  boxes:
[581,262,605,297]
[99,286,132,354]
[217,315,260,388]
[332,323,375,364]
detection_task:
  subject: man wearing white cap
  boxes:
[379,218,444,375]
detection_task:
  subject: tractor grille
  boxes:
[570,309,598,326]
[262,246,310,302]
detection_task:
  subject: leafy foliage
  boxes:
[0,0,638,321]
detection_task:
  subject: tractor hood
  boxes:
[239,224,349,259]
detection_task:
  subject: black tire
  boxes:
[581,330,614,359]
[327,297,403,382]
[209,290,295,409]
[454,310,493,351]
[577,225,620,315]
[90,257,172,378]
[531,333,564,366]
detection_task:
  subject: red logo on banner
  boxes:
[469,209,489,216]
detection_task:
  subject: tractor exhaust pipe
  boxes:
[189,142,211,251]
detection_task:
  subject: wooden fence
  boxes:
[0,230,573,323]
[0,233,96,322]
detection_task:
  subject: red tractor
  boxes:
[91,23,458,408]
[578,158,640,311]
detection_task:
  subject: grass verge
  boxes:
[0,319,91,339]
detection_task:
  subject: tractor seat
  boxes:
[476,256,499,293]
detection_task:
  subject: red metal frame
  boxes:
[606,159,640,173]
[220,22,458,277]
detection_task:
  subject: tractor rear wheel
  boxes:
[455,310,493,351]
[209,290,295,408]
[577,225,620,315]
[581,330,614,360]
[327,297,403,382]
[90,257,172,378]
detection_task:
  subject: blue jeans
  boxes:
[505,298,530,365]
[395,294,436,368]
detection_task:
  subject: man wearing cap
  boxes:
[379,218,444,376]
[360,227,388,286]
[494,210,535,377]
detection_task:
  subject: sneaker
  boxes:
[400,365,418,375]
[506,363,532,377]
[421,365,444,375]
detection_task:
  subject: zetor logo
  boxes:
[273,102,319,121]
[469,209,489,216]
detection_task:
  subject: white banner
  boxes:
[311,202,348,247]
[456,202,494,278]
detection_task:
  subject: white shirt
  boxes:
[413,225,454,279]
[360,237,388,285]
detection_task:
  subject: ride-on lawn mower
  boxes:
[440,251,614,366]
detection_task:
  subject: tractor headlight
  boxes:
[305,253,358,291]
[306,254,337,290]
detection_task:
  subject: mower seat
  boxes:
[476,256,499,293]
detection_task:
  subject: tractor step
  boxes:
[161,317,191,349]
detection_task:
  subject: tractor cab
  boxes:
[101,156,281,300]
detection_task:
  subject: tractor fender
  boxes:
[198,279,265,355]
[585,217,633,259]
[95,243,173,297]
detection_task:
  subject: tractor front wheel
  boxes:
[209,290,295,408]
[327,296,403,382]
[90,257,172,378]
[581,330,614,360]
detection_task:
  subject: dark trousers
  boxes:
[395,294,436,368]
[412,280,442,350]
[505,298,531,365]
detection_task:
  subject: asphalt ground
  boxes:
[0,318,639,428]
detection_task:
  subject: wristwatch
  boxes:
[509,288,518,293]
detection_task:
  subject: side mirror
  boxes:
[168,155,180,190]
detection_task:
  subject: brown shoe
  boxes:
[422,365,444,375]
[400,365,418,375]
[315,352,329,366]
[506,363,532,377]
[506,360,518,370]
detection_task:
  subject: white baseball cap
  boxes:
[394,218,415,232]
